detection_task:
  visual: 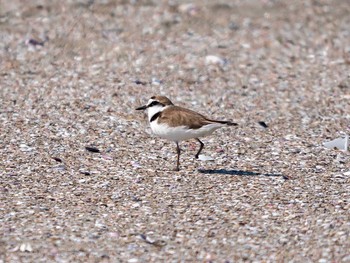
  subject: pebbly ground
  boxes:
[0,0,349,262]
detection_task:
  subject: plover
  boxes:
[136,96,238,171]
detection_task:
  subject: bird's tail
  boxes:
[208,119,238,126]
[226,121,238,126]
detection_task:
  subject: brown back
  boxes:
[158,106,217,129]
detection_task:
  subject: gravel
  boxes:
[1,0,349,262]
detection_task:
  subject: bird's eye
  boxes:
[149,101,159,107]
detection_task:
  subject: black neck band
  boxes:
[150,111,162,122]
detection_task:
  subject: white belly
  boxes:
[150,122,224,142]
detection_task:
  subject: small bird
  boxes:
[136,96,238,171]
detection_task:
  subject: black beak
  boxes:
[136,105,147,110]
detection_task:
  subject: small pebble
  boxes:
[198,155,215,161]
[134,80,147,85]
[52,157,62,162]
[205,55,226,66]
[25,38,44,46]
[258,121,268,128]
[85,146,100,153]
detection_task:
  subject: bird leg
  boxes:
[195,138,204,159]
[174,142,181,171]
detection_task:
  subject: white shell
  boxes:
[323,135,348,151]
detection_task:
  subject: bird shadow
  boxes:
[198,169,289,180]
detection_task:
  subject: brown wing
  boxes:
[158,106,215,129]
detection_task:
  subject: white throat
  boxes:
[147,105,165,122]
